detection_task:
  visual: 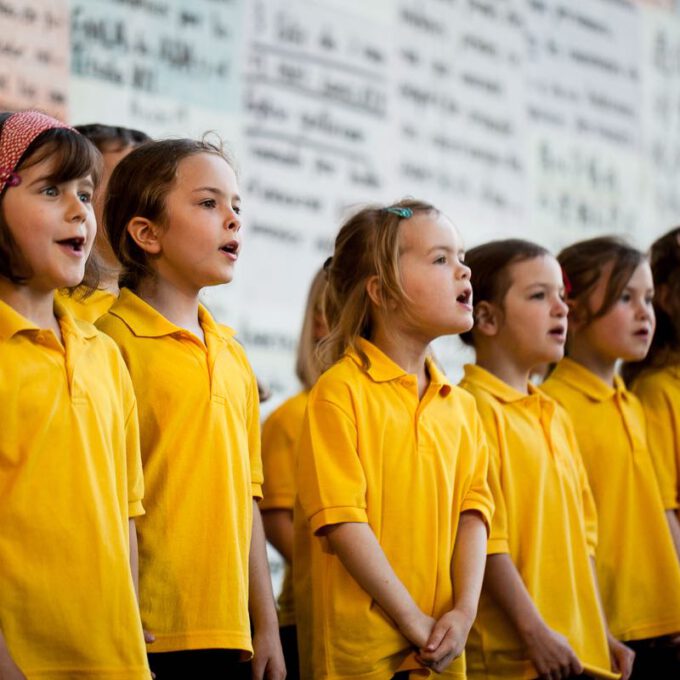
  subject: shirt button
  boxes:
[400,378,413,388]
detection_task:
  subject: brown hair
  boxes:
[460,239,551,347]
[558,236,645,329]
[318,198,438,370]
[104,137,235,291]
[0,111,102,288]
[623,227,680,383]
[295,267,327,390]
[75,123,150,152]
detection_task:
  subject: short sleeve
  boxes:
[260,406,298,511]
[635,380,680,510]
[247,368,264,500]
[297,395,368,535]
[460,408,494,535]
[474,400,509,555]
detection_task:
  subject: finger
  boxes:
[143,629,155,644]
[425,620,450,652]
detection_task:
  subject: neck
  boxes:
[0,280,59,333]
[370,322,431,397]
[474,342,531,394]
[136,276,202,337]
[566,340,617,386]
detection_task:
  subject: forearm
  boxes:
[666,510,680,562]
[261,509,294,563]
[0,630,24,680]
[324,522,422,632]
[249,501,280,632]
[484,553,545,638]
[450,511,487,622]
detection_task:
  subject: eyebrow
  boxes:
[426,245,465,256]
[192,186,241,202]
[522,283,564,290]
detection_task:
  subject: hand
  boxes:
[520,621,583,680]
[144,629,155,644]
[251,626,286,680]
[399,610,436,649]
[607,634,634,680]
[417,609,473,673]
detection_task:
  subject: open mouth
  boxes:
[56,236,85,254]
[634,328,650,337]
[549,326,566,338]
[457,288,472,306]
[219,241,239,258]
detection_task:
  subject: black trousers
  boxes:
[627,636,680,680]
[148,649,251,680]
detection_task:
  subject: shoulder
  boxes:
[264,391,308,431]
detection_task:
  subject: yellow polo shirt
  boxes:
[460,364,612,680]
[97,288,263,655]
[296,338,494,680]
[0,298,149,679]
[58,288,116,323]
[543,358,680,641]
[260,390,308,628]
[631,365,680,511]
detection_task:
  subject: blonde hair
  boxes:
[295,267,327,390]
[319,198,438,370]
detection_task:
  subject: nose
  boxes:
[553,295,568,317]
[457,261,471,280]
[66,191,88,223]
[225,207,241,232]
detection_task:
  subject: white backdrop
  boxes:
[2,0,680,401]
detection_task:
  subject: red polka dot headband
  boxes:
[0,110,73,194]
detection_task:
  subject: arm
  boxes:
[484,553,583,679]
[261,509,293,564]
[589,558,635,680]
[0,631,25,680]
[249,501,286,680]
[666,510,680,562]
[418,511,487,672]
[324,522,435,648]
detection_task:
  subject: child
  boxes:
[543,236,680,679]
[95,139,285,679]
[458,239,632,680]
[296,200,494,679]
[260,267,327,680]
[0,110,150,677]
[623,228,680,559]
[59,124,150,322]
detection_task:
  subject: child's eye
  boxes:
[41,185,59,197]
[620,292,632,302]
[200,199,217,208]
[530,292,545,300]
[434,255,447,264]
[78,191,92,203]
[233,205,241,215]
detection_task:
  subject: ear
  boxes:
[474,301,501,337]
[366,275,383,308]
[126,217,163,255]
[655,283,672,316]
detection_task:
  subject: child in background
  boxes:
[96,139,285,679]
[459,239,632,680]
[260,267,327,680]
[623,227,680,559]
[543,236,680,680]
[296,200,494,679]
[59,124,150,322]
[0,110,149,678]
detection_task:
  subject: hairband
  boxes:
[561,268,573,296]
[383,206,413,219]
[0,110,73,194]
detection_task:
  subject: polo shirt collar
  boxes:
[462,363,538,403]
[350,337,452,396]
[550,357,619,402]
[109,288,234,341]
[0,296,97,342]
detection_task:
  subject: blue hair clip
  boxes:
[383,206,413,219]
